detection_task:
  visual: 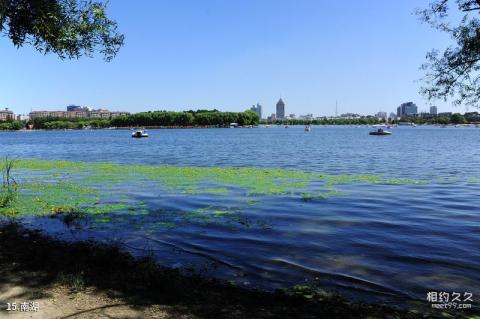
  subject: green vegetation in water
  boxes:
[0,158,18,216]
[1,159,430,221]
[466,177,480,183]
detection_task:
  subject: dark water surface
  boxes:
[1,126,479,306]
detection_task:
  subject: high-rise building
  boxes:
[276,98,285,119]
[250,103,262,119]
[267,113,276,122]
[67,105,92,112]
[67,105,81,112]
[375,111,387,119]
[397,102,418,117]
[429,105,438,115]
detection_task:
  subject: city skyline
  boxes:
[2,99,460,121]
[0,0,474,116]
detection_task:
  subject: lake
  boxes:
[1,125,479,307]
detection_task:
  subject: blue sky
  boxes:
[0,0,467,116]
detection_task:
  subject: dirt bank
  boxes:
[0,222,472,319]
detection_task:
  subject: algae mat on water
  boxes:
[0,158,428,219]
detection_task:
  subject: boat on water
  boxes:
[131,129,149,138]
[369,125,392,136]
[305,125,311,132]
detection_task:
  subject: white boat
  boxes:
[305,125,311,132]
[131,129,149,138]
[369,124,392,135]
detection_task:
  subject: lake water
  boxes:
[1,126,479,307]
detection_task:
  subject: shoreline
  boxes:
[0,222,474,319]
[1,123,480,132]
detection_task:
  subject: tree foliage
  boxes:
[262,117,383,126]
[0,0,124,61]
[0,120,24,130]
[418,0,480,106]
[29,110,260,129]
[110,110,259,127]
[450,112,467,123]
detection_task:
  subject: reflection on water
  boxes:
[1,126,480,306]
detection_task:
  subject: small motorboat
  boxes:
[369,125,391,136]
[305,125,311,132]
[132,129,149,138]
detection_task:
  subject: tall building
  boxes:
[397,102,418,117]
[267,113,276,122]
[276,98,285,119]
[67,105,80,111]
[430,105,438,115]
[250,103,262,119]
[375,111,387,119]
[0,108,15,121]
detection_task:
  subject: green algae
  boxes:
[2,158,431,221]
[212,210,236,217]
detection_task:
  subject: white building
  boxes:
[16,114,30,122]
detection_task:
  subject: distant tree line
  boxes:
[29,117,111,130]
[24,110,259,130]
[109,110,259,127]
[261,117,384,125]
[2,111,477,130]
[262,113,480,126]
[393,113,477,125]
[0,120,24,130]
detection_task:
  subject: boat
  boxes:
[131,129,149,138]
[305,125,311,132]
[369,125,392,135]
